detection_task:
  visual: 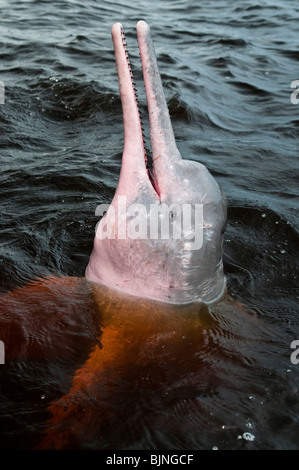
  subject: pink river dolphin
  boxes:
[85,20,227,305]
[0,21,241,450]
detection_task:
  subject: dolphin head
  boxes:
[85,21,227,305]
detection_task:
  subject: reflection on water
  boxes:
[0,0,298,451]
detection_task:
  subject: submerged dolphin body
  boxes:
[85,21,227,305]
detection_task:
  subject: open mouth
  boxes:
[111,21,158,196]
[111,21,182,201]
[119,23,156,191]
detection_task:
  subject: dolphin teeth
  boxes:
[119,26,147,153]
[115,23,158,194]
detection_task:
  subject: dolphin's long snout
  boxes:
[111,22,153,194]
[111,21,181,200]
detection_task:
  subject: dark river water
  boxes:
[0,0,298,451]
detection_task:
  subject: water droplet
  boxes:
[246,420,254,429]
